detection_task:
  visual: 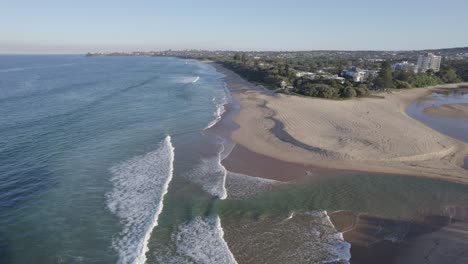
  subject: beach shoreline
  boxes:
[209,62,468,184]
[205,61,468,264]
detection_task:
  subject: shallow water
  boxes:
[406,89,468,143]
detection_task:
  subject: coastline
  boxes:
[210,62,468,184]
[202,61,468,264]
[208,62,468,263]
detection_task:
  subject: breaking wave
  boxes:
[154,216,237,264]
[107,136,175,264]
[183,139,228,199]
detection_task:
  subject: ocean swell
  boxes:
[107,136,175,264]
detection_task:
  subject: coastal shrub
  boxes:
[394,80,412,89]
[411,74,442,88]
[339,86,357,98]
[354,84,370,96]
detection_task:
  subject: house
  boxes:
[341,67,367,82]
[295,71,315,78]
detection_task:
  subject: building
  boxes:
[416,53,441,73]
[295,71,315,78]
[392,61,415,71]
[341,67,367,82]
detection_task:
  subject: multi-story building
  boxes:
[415,53,441,73]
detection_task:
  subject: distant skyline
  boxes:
[1,0,468,54]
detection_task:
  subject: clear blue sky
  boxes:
[1,0,467,53]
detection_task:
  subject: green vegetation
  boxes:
[221,53,370,99]
[221,54,468,99]
[376,60,465,89]
[293,79,369,99]
[444,60,468,82]
[375,61,394,88]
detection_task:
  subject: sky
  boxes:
[1,0,467,54]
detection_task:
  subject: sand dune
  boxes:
[214,64,468,182]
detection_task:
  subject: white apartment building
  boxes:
[416,53,441,73]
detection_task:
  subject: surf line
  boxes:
[107,135,175,264]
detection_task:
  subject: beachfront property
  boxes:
[392,61,415,71]
[321,74,346,84]
[295,70,346,84]
[295,71,315,78]
[341,67,367,82]
[415,53,442,73]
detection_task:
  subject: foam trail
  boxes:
[204,92,228,130]
[204,104,226,130]
[155,216,237,264]
[183,139,228,199]
[107,136,174,264]
[225,171,280,199]
[192,76,200,83]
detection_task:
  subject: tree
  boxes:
[393,70,415,82]
[438,67,462,83]
[375,61,394,88]
[233,53,241,61]
[241,53,247,63]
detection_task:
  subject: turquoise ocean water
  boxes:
[0,55,232,263]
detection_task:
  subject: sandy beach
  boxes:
[213,63,468,184]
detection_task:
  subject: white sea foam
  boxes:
[317,211,352,263]
[204,92,228,130]
[183,140,228,199]
[226,210,351,263]
[225,171,280,199]
[107,136,174,264]
[192,76,200,83]
[154,216,237,264]
[204,104,226,130]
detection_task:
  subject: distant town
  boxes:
[87,47,468,99]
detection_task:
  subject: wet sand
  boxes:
[329,207,468,264]
[423,103,468,118]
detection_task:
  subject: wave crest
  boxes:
[107,136,175,264]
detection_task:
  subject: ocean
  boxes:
[0,55,234,263]
[1,55,468,264]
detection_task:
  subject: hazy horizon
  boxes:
[1,0,468,54]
